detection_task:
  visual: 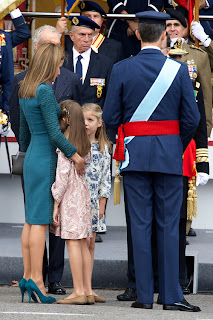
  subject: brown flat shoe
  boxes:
[57,295,87,305]
[87,295,95,304]
[94,295,106,303]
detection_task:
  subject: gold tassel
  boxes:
[187,179,194,221]
[192,176,197,218]
[114,161,120,205]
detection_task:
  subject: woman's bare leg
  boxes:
[21,222,31,280]
[30,224,48,296]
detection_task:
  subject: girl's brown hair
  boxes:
[19,43,65,99]
[82,103,111,153]
[59,100,91,157]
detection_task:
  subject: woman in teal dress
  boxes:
[18,43,84,304]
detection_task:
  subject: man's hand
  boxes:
[127,20,139,35]
[56,17,68,34]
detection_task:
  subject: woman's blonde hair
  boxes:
[59,100,91,157]
[82,103,111,153]
[19,43,65,99]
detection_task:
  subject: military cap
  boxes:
[165,8,187,28]
[176,6,189,22]
[136,11,171,25]
[69,15,100,30]
[78,0,106,16]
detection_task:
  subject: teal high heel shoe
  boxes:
[19,278,38,303]
[25,279,56,304]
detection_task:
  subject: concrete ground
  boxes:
[0,287,213,320]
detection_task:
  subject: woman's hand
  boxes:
[71,152,85,175]
[53,201,59,226]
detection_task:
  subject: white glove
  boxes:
[191,21,211,47]
[0,123,10,136]
[196,172,209,186]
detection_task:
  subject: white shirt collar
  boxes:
[141,45,161,51]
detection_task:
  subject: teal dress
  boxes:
[19,84,76,225]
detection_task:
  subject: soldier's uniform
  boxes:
[103,11,200,306]
[107,0,164,58]
[0,10,31,113]
[180,43,212,137]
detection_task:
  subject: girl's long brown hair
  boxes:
[19,43,65,99]
[59,100,91,157]
[82,103,111,153]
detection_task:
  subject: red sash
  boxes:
[113,120,180,161]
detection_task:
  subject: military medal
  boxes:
[97,86,103,98]
[0,33,6,46]
[187,59,197,81]
[90,78,105,99]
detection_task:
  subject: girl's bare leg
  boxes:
[66,239,85,298]
[81,238,93,296]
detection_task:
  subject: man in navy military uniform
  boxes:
[9,25,82,296]
[63,16,113,110]
[0,8,30,115]
[103,11,201,312]
[107,0,164,58]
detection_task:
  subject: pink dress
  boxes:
[51,149,92,240]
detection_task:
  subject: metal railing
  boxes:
[10,12,213,20]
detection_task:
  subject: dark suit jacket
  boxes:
[0,15,31,112]
[103,49,200,175]
[63,46,113,109]
[65,35,124,64]
[9,67,82,143]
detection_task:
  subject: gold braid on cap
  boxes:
[196,148,209,163]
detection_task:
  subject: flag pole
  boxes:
[194,0,199,47]
[61,0,65,48]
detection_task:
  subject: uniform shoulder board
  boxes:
[188,44,206,53]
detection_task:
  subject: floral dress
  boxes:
[85,142,111,233]
[51,149,92,240]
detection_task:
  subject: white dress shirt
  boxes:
[73,47,91,84]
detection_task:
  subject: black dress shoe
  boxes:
[181,286,191,294]
[131,301,153,309]
[163,298,201,312]
[95,234,103,242]
[117,288,137,301]
[188,228,197,237]
[48,282,66,295]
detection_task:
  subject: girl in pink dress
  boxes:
[51,100,94,305]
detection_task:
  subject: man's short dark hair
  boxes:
[138,23,166,43]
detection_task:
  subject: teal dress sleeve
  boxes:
[37,84,77,158]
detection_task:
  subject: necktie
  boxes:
[76,55,83,83]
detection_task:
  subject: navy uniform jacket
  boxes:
[63,45,113,109]
[65,35,124,64]
[103,49,200,175]
[107,0,164,57]
[0,15,31,112]
[9,67,82,143]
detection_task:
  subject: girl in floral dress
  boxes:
[82,103,111,302]
[51,100,94,305]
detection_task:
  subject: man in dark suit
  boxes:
[103,11,201,312]
[107,0,164,58]
[9,25,82,295]
[64,1,124,64]
[0,7,30,139]
[63,16,113,110]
